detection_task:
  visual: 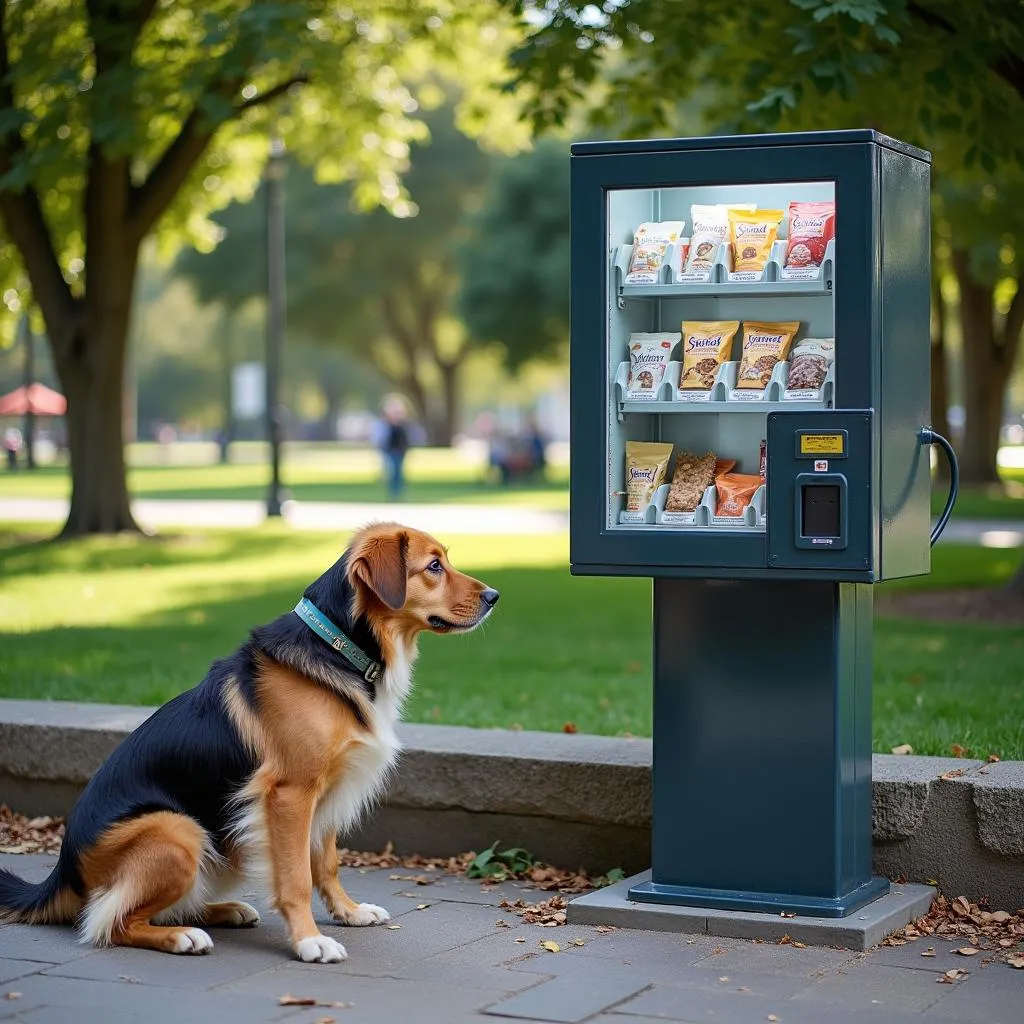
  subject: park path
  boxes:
[0,851,1018,1024]
[0,496,1020,545]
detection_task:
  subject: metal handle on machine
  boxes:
[919,429,959,547]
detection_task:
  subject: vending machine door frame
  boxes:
[570,134,887,581]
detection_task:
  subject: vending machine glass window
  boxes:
[607,183,836,534]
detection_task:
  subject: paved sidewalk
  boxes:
[0,496,1020,545]
[0,854,1019,1024]
[0,498,568,536]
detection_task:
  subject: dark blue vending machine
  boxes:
[566,131,958,942]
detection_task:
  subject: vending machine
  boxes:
[567,130,958,929]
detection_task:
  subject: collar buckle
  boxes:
[364,662,382,684]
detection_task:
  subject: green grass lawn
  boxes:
[0,447,570,509]
[1,522,1022,757]
[3,444,1023,519]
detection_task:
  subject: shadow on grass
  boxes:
[0,526,347,580]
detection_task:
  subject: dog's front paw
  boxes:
[296,934,348,963]
[336,902,390,927]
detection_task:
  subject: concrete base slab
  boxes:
[568,871,935,951]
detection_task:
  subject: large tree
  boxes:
[501,0,1024,485]
[457,139,570,367]
[176,106,496,445]
[0,0,514,534]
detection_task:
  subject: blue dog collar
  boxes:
[293,598,382,684]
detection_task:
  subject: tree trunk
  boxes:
[437,361,459,448]
[952,250,1009,487]
[52,255,140,536]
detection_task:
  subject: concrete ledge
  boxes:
[0,700,1021,909]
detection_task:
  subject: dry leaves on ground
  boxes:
[882,894,1024,968]
[0,806,64,855]
[278,994,351,1009]
[499,896,568,927]
[339,841,605,895]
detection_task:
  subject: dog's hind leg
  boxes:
[200,901,261,928]
[79,811,215,955]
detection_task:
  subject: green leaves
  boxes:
[466,842,535,880]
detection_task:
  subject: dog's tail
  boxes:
[0,863,79,925]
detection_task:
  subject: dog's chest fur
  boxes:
[311,644,413,842]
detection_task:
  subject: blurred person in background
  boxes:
[3,428,22,470]
[373,395,411,501]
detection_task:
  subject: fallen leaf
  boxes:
[718,976,730,983]
[277,995,351,1009]
[952,896,972,916]
[780,912,796,919]
[792,941,808,949]
[712,946,727,955]
[1007,954,1024,968]
[950,743,970,758]
[596,925,616,934]
[998,938,1015,948]
[385,924,401,930]
[989,911,1011,924]
[891,743,914,755]
[955,947,979,956]
[941,769,966,780]
[540,941,560,953]
[514,937,526,944]
[921,950,936,957]
[778,935,792,945]
[767,1016,781,1022]
[987,754,1001,763]
[571,939,585,947]
[3,993,20,1001]
[496,919,510,928]
[562,722,578,734]
[415,904,429,910]
[938,969,969,983]
[316,1018,335,1024]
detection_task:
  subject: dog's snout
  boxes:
[481,588,500,609]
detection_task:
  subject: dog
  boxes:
[0,524,498,963]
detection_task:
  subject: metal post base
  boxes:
[627,874,889,919]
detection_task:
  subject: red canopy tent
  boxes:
[0,383,67,417]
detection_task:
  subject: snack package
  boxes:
[735,320,799,390]
[624,441,674,512]
[665,450,716,513]
[716,458,737,477]
[785,201,835,271]
[728,209,784,276]
[625,221,685,284]
[678,320,739,393]
[759,440,767,483]
[682,204,756,277]
[785,337,835,395]
[626,332,677,399]
[714,472,762,517]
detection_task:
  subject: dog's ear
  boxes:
[351,530,409,610]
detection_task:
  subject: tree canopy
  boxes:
[0,0,522,532]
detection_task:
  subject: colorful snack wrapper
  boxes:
[735,320,799,390]
[626,332,677,399]
[785,201,835,271]
[625,221,684,284]
[678,320,739,392]
[625,441,673,512]
[728,209,784,276]
[682,204,756,278]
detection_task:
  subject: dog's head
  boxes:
[347,523,498,639]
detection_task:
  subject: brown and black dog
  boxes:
[0,524,498,963]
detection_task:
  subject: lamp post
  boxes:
[264,136,287,516]
[19,314,35,470]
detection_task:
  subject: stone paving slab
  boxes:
[0,857,1020,1023]
[484,972,649,1022]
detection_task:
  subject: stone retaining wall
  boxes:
[0,700,1020,909]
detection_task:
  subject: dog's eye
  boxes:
[427,558,444,574]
